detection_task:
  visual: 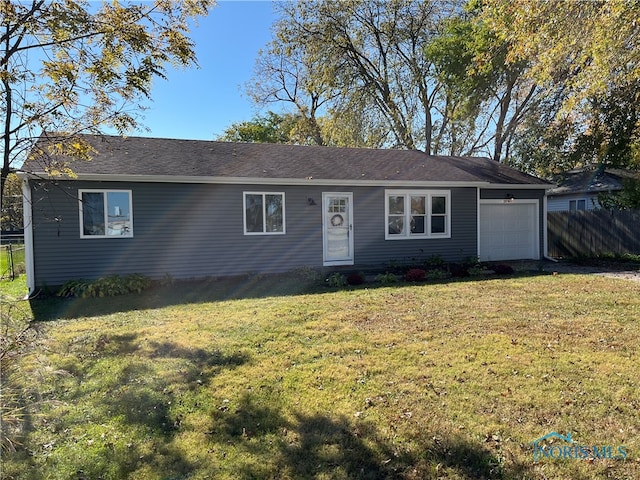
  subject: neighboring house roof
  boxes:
[548,167,640,196]
[25,134,550,187]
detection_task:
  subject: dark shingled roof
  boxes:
[28,134,550,186]
[548,167,640,196]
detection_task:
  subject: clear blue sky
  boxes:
[137,1,277,141]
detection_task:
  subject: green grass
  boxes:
[0,244,25,281]
[2,272,640,479]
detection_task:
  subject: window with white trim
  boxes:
[79,190,133,238]
[569,199,586,211]
[385,190,450,239]
[244,192,285,234]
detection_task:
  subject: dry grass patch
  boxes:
[3,273,640,479]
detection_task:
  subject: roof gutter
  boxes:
[20,172,551,189]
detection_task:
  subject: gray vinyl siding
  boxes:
[547,193,600,212]
[29,181,479,287]
[351,186,477,267]
[479,188,545,201]
[480,188,547,259]
[30,180,318,287]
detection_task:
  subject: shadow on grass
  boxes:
[96,333,249,367]
[5,335,251,480]
[29,274,326,321]
[210,394,532,480]
[28,266,554,322]
[97,339,250,479]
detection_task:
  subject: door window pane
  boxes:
[329,198,347,213]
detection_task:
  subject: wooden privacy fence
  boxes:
[548,209,640,258]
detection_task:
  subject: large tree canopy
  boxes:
[219,0,640,183]
[509,80,640,177]
[216,111,301,144]
[247,0,539,161]
[424,3,538,161]
[249,0,456,153]
[1,0,214,197]
[482,0,640,109]
[491,0,640,177]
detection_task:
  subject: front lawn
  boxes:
[2,272,640,479]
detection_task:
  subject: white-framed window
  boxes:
[385,190,450,240]
[569,199,586,211]
[79,189,133,238]
[243,192,285,235]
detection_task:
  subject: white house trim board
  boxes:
[26,172,490,188]
[481,184,554,190]
[21,178,35,296]
[21,172,549,190]
[476,187,481,260]
[543,195,548,257]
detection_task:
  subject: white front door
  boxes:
[323,192,354,266]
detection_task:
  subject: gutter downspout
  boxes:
[542,194,557,262]
[476,187,481,259]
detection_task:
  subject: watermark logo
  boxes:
[531,431,627,461]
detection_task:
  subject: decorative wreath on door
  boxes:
[330,214,344,227]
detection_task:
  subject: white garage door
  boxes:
[479,202,539,261]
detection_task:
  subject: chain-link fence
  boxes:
[1,242,25,280]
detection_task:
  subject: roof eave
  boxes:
[483,183,554,190]
[21,172,549,188]
[548,186,622,196]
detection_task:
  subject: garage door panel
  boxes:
[479,202,538,261]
